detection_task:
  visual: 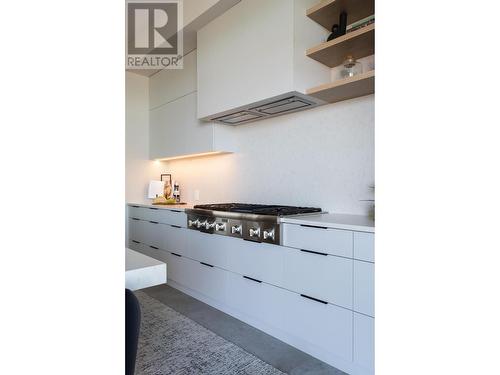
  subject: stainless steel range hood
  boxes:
[205,92,325,125]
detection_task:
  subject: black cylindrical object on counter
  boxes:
[339,11,347,36]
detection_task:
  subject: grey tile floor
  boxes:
[142,284,346,375]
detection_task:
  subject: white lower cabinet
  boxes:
[354,260,375,317]
[194,262,228,304]
[160,225,188,256]
[354,313,374,373]
[283,249,353,309]
[128,218,148,244]
[128,205,186,227]
[226,237,285,286]
[187,230,229,268]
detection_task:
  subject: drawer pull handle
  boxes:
[131,217,140,221]
[131,205,140,208]
[171,225,182,229]
[171,252,182,257]
[243,276,262,284]
[300,294,328,305]
[300,249,328,256]
[300,224,328,230]
[149,221,159,224]
[170,210,182,213]
[149,245,159,250]
[200,262,214,268]
[149,208,159,210]
[132,240,140,244]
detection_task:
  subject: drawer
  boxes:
[187,230,229,268]
[128,205,186,227]
[194,262,228,304]
[354,260,374,317]
[226,236,285,286]
[282,223,353,258]
[283,249,353,309]
[128,218,149,244]
[160,225,188,256]
[354,232,374,262]
[285,292,353,362]
[354,313,374,372]
[226,271,289,332]
[164,252,197,288]
[130,241,163,262]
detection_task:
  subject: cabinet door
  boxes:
[149,50,197,109]
[354,232,374,262]
[226,237,285,286]
[354,313,374,373]
[354,260,374,317]
[187,230,229,268]
[150,92,215,160]
[283,249,353,309]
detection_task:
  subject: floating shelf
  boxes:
[307,70,374,103]
[307,23,374,68]
[307,0,375,30]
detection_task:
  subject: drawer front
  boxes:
[354,260,374,317]
[354,232,374,262]
[282,223,353,258]
[128,218,149,244]
[194,262,228,304]
[160,225,188,256]
[286,293,353,362]
[187,230,229,268]
[165,252,197,288]
[226,237,285,286]
[226,271,289,331]
[283,249,353,309]
[128,205,186,227]
[354,313,374,372]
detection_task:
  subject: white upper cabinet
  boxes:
[149,50,233,160]
[197,0,331,123]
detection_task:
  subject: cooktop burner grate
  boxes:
[193,203,321,216]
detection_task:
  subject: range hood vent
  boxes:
[205,92,324,126]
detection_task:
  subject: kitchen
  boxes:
[4,0,499,375]
[126,0,374,374]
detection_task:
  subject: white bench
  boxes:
[125,248,167,291]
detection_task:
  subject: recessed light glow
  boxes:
[155,151,231,162]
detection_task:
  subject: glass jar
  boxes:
[340,56,363,78]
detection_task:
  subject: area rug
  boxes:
[134,291,286,375]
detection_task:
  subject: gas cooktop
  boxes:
[193,203,322,216]
[186,203,322,245]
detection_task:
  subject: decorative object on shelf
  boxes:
[326,11,347,41]
[161,173,173,199]
[347,14,375,34]
[173,181,181,203]
[148,180,167,205]
[340,55,363,79]
[360,185,375,220]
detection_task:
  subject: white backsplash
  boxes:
[163,95,374,215]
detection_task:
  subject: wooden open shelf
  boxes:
[307,23,374,68]
[307,70,374,103]
[307,0,375,31]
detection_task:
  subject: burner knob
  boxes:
[205,220,216,230]
[263,228,275,241]
[188,219,199,228]
[231,225,242,235]
[249,227,261,238]
[197,220,207,229]
[215,222,226,231]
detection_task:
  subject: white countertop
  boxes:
[280,213,374,233]
[126,248,167,291]
[127,201,193,211]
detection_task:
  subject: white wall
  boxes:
[164,95,374,215]
[126,72,165,202]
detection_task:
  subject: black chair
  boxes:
[125,289,141,375]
